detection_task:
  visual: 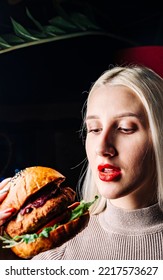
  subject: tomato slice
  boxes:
[68,201,80,210]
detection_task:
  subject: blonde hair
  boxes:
[78,65,163,214]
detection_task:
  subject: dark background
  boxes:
[0,0,162,259]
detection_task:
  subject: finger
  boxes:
[0,178,11,190]
[0,208,16,223]
[0,178,12,197]
[0,186,10,196]
[0,191,8,203]
[0,211,13,220]
[0,220,5,226]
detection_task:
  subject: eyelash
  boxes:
[117,127,136,134]
[87,128,102,134]
[86,127,136,135]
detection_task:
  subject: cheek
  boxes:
[125,142,154,175]
[85,138,95,165]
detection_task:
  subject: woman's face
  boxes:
[85,84,157,209]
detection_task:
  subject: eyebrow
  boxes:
[86,112,143,120]
[114,112,143,120]
[85,115,99,121]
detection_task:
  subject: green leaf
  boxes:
[2,33,25,44]
[27,29,48,39]
[26,8,44,32]
[43,25,66,36]
[21,233,38,244]
[0,232,23,248]
[69,195,98,221]
[49,16,79,32]
[70,13,101,31]
[39,227,53,238]
[0,36,11,49]
[11,18,39,42]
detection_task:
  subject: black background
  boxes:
[0,0,162,260]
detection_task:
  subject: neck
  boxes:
[110,186,157,210]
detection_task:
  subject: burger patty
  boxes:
[5,186,76,237]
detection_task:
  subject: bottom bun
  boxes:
[11,212,90,259]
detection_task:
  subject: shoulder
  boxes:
[32,242,67,260]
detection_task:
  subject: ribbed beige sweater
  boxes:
[32,200,163,260]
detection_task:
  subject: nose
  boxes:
[95,128,118,158]
[95,144,117,158]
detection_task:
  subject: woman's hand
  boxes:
[0,178,15,226]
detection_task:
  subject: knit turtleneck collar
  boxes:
[99,200,163,234]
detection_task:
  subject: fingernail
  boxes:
[4,208,16,213]
[0,187,10,195]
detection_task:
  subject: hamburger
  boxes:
[0,166,97,259]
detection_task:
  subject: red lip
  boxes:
[98,164,121,182]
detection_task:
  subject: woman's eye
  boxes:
[87,128,102,134]
[118,127,136,134]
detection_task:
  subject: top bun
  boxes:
[0,166,65,213]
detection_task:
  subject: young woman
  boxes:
[1,65,163,259]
